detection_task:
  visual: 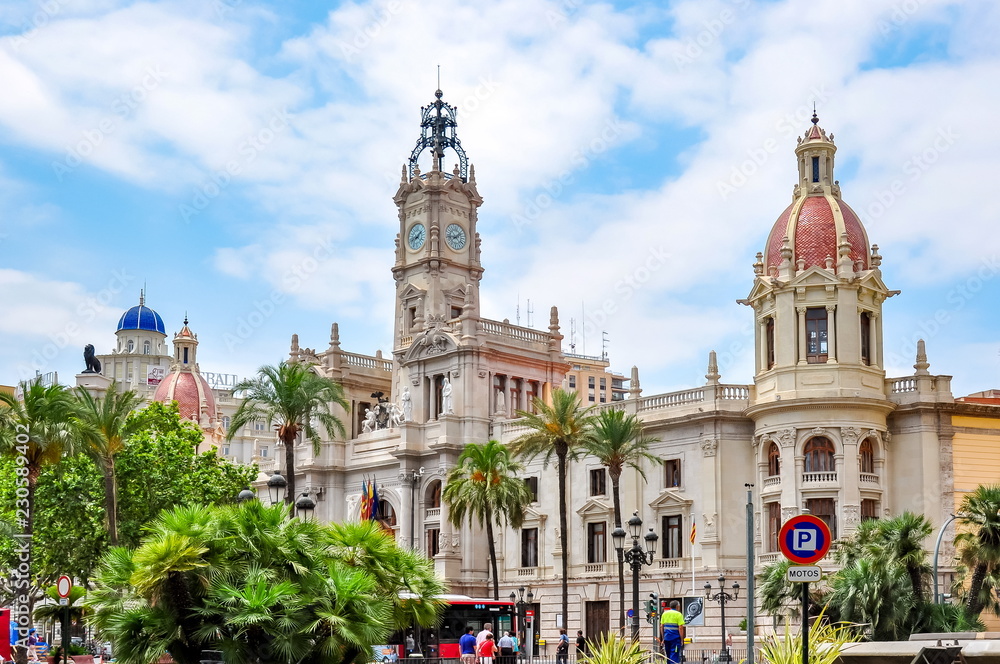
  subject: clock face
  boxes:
[445,223,467,251]
[407,224,426,250]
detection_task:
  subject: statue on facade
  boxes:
[362,408,376,433]
[388,403,403,428]
[371,391,391,429]
[83,344,102,373]
[441,377,454,415]
[495,389,506,416]
[401,386,413,422]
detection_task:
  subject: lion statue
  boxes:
[83,344,102,374]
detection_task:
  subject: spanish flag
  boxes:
[689,519,696,544]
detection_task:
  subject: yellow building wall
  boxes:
[951,410,1000,629]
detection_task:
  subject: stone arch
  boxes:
[802,436,836,472]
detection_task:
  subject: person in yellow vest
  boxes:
[660,600,686,664]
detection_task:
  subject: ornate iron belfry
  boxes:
[407,89,468,181]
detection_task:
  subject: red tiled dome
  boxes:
[153,371,216,424]
[763,196,869,274]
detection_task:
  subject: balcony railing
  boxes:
[758,552,780,565]
[658,558,682,569]
[517,567,538,578]
[762,476,780,488]
[425,507,441,519]
[802,471,838,483]
[583,563,606,574]
[860,472,879,484]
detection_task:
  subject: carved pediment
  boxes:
[521,504,548,524]
[403,327,458,361]
[856,270,894,297]
[398,284,426,302]
[788,265,841,287]
[577,497,614,518]
[744,277,775,304]
[650,489,693,510]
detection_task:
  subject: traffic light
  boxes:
[648,592,659,620]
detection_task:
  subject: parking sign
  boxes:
[778,515,831,564]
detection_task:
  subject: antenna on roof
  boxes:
[527,299,534,328]
[516,291,520,326]
[602,331,609,361]
[437,64,441,91]
[569,318,577,353]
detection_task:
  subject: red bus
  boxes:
[388,595,516,660]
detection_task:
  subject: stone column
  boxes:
[826,305,837,363]
[797,307,807,364]
[870,313,880,369]
[756,316,766,374]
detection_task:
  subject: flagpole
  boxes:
[690,512,696,595]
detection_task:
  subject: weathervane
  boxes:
[407,68,469,181]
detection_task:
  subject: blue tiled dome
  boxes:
[117,304,165,334]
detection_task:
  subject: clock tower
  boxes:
[391,88,484,348]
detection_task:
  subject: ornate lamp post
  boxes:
[236,487,256,503]
[613,512,658,641]
[295,492,316,520]
[509,586,533,657]
[266,471,287,505]
[704,575,740,663]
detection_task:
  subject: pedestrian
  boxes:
[477,623,493,653]
[660,600,686,664]
[575,630,587,658]
[510,630,520,661]
[27,629,38,663]
[498,631,514,664]
[405,633,416,658]
[460,627,477,664]
[556,629,569,664]
[479,633,497,664]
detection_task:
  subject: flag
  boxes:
[370,479,380,521]
[689,520,696,544]
[359,479,370,521]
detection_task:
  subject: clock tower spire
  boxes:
[392,89,483,349]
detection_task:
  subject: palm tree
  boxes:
[0,381,77,540]
[74,384,145,546]
[828,556,914,640]
[583,409,658,632]
[443,440,533,599]
[955,485,1000,615]
[228,362,348,505]
[875,512,932,603]
[510,388,597,628]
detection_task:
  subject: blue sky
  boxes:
[1,0,998,398]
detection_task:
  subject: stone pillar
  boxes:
[797,307,807,364]
[826,305,837,363]
[870,313,881,369]
[756,316,766,374]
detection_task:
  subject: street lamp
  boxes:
[509,586,533,651]
[705,575,740,663]
[295,492,316,520]
[613,512,658,641]
[236,487,256,503]
[266,471,287,505]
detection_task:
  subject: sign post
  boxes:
[777,515,831,664]
[57,575,72,664]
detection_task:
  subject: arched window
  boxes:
[378,500,397,527]
[222,416,231,431]
[427,480,442,508]
[127,339,134,353]
[767,442,781,477]
[804,437,835,472]
[860,439,875,474]
[143,340,151,355]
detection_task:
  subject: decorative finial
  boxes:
[914,339,930,375]
[811,104,819,125]
[184,312,189,326]
[408,87,469,181]
[629,366,642,399]
[139,288,145,307]
[706,350,720,385]
[330,322,340,345]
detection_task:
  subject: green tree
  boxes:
[228,362,348,505]
[875,512,932,604]
[828,557,914,640]
[0,381,78,544]
[73,384,146,545]
[955,484,1000,616]
[510,388,596,628]
[443,440,533,600]
[582,409,658,632]
[87,501,443,664]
